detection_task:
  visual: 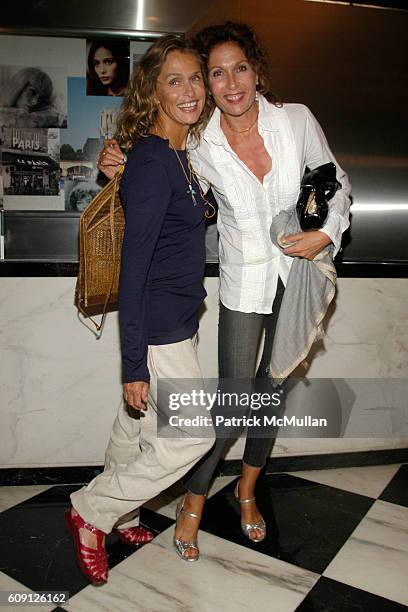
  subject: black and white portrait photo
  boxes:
[0,65,67,128]
[86,40,130,97]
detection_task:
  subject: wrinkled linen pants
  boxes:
[71,337,215,534]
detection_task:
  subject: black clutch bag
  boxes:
[296,162,341,231]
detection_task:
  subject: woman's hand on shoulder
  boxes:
[281,230,331,260]
[123,381,149,411]
[98,138,125,180]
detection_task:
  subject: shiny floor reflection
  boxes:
[200,472,374,573]
[0,464,406,611]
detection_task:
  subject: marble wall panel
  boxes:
[0,277,407,467]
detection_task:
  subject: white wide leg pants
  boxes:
[70,337,215,533]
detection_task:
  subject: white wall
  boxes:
[0,277,407,468]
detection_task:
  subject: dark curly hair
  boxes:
[191,21,280,106]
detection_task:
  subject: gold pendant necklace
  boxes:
[153,127,216,219]
[169,143,198,207]
[152,126,197,205]
[223,102,259,134]
[171,144,218,219]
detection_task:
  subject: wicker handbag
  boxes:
[75,165,125,337]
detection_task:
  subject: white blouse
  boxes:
[189,95,351,314]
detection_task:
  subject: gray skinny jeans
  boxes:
[184,278,285,495]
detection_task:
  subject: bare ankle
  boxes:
[238,480,254,496]
[184,492,206,510]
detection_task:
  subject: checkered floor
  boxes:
[0,463,407,611]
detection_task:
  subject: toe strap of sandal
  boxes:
[241,520,266,532]
[79,543,108,574]
[116,526,154,544]
[174,538,199,555]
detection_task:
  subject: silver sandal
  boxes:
[234,479,266,543]
[173,495,201,562]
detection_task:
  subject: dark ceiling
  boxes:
[305,1,408,10]
[352,1,408,7]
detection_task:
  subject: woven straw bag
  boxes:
[75,165,125,337]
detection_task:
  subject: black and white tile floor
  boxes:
[0,464,407,611]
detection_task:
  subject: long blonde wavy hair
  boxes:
[115,35,212,151]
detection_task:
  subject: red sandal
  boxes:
[113,525,154,546]
[65,508,108,585]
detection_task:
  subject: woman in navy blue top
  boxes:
[119,134,207,384]
[66,35,215,583]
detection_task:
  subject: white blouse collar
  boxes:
[202,93,280,145]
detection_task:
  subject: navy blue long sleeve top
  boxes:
[119,135,207,383]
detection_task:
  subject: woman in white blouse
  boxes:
[99,21,351,562]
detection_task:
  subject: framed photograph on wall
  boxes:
[0,65,67,128]
[61,77,122,211]
[86,40,130,97]
[1,128,60,196]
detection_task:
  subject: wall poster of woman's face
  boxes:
[0,65,67,128]
[86,40,130,97]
